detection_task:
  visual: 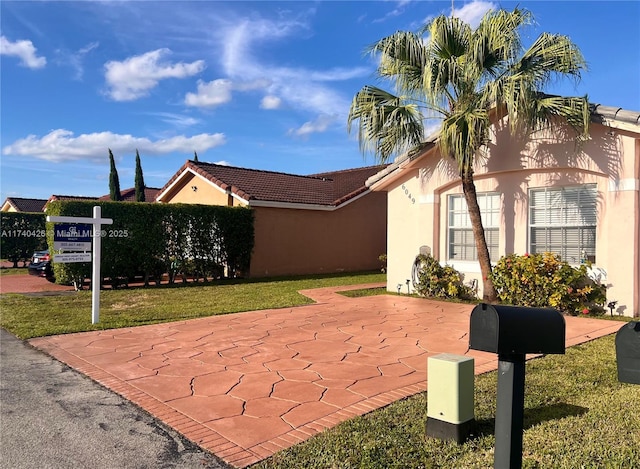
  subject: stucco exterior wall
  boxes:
[386,169,431,291]
[383,118,640,317]
[161,174,387,278]
[163,172,234,206]
[249,192,387,277]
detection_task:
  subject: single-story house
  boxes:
[156,160,388,277]
[97,187,161,202]
[46,194,100,207]
[367,103,639,318]
[1,189,161,213]
[1,197,48,213]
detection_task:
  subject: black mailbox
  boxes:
[469,304,565,355]
[615,321,640,384]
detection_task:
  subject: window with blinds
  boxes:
[529,185,597,264]
[448,193,500,261]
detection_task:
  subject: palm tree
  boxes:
[348,7,590,302]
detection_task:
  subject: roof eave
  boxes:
[249,189,371,211]
[366,139,438,191]
[590,104,640,133]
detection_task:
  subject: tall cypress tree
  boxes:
[193,150,199,162]
[134,149,146,202]
[108,149,122,201]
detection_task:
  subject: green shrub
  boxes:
[45,201,254,286]
[412,254,476,300]
[378,253,387,273]
[0,212,47,267]
[490,252,607,316]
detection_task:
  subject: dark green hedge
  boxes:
[45,201,254,286]
[0,212,47,267]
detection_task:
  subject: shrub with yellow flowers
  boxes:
[490,252,606,316]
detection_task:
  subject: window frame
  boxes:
[528,184,597,264]
[447,192,500,262]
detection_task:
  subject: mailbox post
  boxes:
[469,304,565,469]
[615,321,640,384]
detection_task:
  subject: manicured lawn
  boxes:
[255,334,639,469]
[0,267,28,276]
[0,271,385,339]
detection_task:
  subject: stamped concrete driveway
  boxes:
[29,284,622,468]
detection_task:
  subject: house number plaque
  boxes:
[401,184,416,204]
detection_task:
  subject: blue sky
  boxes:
[1,0,639,202]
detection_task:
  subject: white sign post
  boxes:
[47,206,113,324]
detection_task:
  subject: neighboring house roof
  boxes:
[45,194,100,210]
[156,160,388,208]
[1,197,48,212]
[366,102,640,190]
[48,194,100,203]
[97,187,161,202]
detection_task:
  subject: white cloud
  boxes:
[233,79,272,91]
[260,95,281,110]
[185,78,272,108]
[220,18,307,77]
[455,1,496,27]
[213,15,369,135]
[2,129,226,162]
[68,42,99,80]
[288,114,336,138]
[0,35,46,69]
[185,79,233,107]
[419,1,496,31]
[104,48,205,101]
[372,0,413,23]
[145,112,201,128]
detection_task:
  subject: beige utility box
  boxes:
[426,353,475,443]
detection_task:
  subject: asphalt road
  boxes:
[0,328,230,469]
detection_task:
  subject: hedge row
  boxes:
[45,201,254,286]
[0,212,47,266]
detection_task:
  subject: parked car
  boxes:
[28,250,53,279]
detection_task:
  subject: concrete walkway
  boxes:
[29,284,623,468]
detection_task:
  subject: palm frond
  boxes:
[371,31,428,93]
[531,94,591,138]
[439,105,491,176]
[347,85,425,163]
[498,31,588,136]
[514,33,587,88]
[422,16,471,103]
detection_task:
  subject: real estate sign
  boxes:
[54,252,92,263]
[47,208,113,324]
[53,223,92,252]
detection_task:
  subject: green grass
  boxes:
[254,334,640,469]
[0,267,28,276]
[338,286,389,298]
[0,271,385,339]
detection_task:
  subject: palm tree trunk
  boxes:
[461,172,498,302]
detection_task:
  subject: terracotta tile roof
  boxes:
[2,197,48,212]
[97,187,161,202]
[159,161,388,207]
[48,194,100,202]
[590,103,640,126]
